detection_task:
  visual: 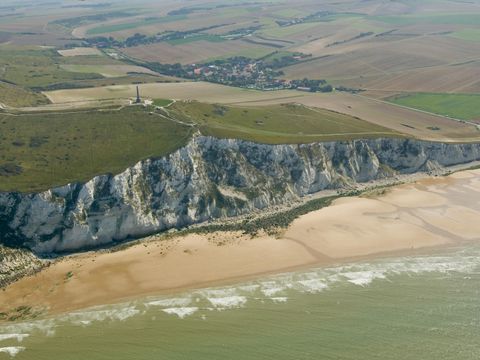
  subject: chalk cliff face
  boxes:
[1,136,480,254]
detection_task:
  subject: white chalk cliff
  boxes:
[1,136,480,253]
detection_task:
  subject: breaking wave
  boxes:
[1,244,479,342]
[0,347,25,357]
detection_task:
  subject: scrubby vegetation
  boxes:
[0,81,50,107]
[0,106,193,192]
[187,195,341,236]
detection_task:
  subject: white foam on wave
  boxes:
[237,284,260,293]
[0,320,55,338]
[0,347,25,357]
[63,305,141,326]
[200,288,238,298]
[342,271,386,287]
[146,297,192,307]
[207,296,247,309]
[162,307,198,319]
[260,282,286,297]
[1,245,478,335]
[0,334,29,342]
[297,279,328,293]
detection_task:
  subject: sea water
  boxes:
[1,244,480,359]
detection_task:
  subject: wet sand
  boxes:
[2,169,480,316]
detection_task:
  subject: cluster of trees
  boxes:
[335,86,364,94]
[262,53,311,69]
[275,11,334,27]
[85,24,229,48]
[290,78,333,92]
[167,6,209,16]
[326,32,373,47]
[143,62,190,78]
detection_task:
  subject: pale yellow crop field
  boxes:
[44,81,306,104]
[57,47,103,57]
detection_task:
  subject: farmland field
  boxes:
[387,93,480,121]
[60,64,159,78]
[283,35,480,93]
[43,81,306,105]
[58,47,103,57]
[123,39,275,64]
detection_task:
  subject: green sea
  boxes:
[1,244,480,359]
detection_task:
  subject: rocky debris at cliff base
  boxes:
[0,246,48,288]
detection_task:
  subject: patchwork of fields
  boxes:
[0,44,175,106]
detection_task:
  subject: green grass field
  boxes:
[0,82,50,107]
[0,46,103,89]
[153,99,173,107]
[387,93,480,121]
[0,106,192,192]
[59,64,126,78]
[169,101,401,144]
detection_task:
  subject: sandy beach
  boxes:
[2,169,480,316]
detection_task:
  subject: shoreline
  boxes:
[2,166,480,320]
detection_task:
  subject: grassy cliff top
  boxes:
[169,101,402,144]
[0,106,193,192]
[0,101,403,193]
